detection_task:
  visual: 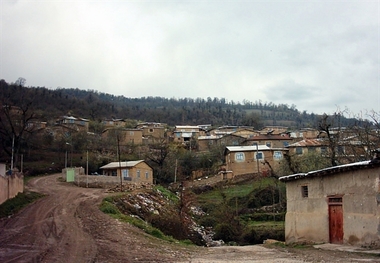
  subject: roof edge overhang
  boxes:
[279,160,380,182]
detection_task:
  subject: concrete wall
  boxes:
[285,166,380,248]
[0,163,6,176]
[73,174,153,189]
[0,173,24,205]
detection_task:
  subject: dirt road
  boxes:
[0,174,379,263]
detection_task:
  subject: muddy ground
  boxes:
[0,174,379,263]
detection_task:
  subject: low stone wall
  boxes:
[0,172,24,205]
[73,174,121,188]
[70,174,153,190]
[185,172,258,189]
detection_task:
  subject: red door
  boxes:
[329,204,343,243]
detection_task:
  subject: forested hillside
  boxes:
[0,79,360,129]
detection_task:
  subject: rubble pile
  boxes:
[111,188,223,247]
[106,182,153,193]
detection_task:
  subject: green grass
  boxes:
[0,191,45,218]
[197,177,277,204]
[154,185,178,203]
[247,221,285,231]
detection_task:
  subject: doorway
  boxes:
[328,197,343,244]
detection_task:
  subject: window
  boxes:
[255,152,264,160]
[235,152,245,162]
[137,170,140,178]
[301,185,308,198]
[145,172,149,179]
[283,142,289,147]
[149,128,154,133]
[112,170,117,176]
[296,147,303,155]
[273,151,283,160]
[122,169,129,178]
[266,142,271,147]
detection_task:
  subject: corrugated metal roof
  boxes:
[198,135,222,140]
[279,160,380,182]
[245,134,291,141]
[100,160,144,169]
[226,145,271,152]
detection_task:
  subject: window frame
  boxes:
[301,185,309,198]
[254,151,264,160]
[235,152,245,162]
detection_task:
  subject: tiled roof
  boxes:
[287,138,327,147]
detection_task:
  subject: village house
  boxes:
[224,145,288,177]
[169,125,206,145]
[209,126,256,137]
[102,128,143,145]
[56,116,89,132]
[259,126,288,135]
[218,133,247,147]
[286,138,329,156]
[279,156,380,248]
[197,132,253,152]
[242,134,293,148]
[197,135,223,152]
[289,128,320,140]
[287,138,370,164]
[102,118,126,129]
[135,122,167,144]
[100,160,153,184]
[230,128,259,139]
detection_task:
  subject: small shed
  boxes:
[279,159,380,248]
[100,160,153,184]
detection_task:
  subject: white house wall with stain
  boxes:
[279,158,380,248]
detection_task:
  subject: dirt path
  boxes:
[0,174,379,263]
[0,174,191,262]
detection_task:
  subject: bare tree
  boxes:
[318,113,341,166]
[347,110,380,160]
[0,101,36,167]
[14,77,26,87]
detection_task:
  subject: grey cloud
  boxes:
[0,1,378,115]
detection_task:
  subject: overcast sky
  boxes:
[1,0,379,116]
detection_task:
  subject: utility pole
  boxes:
[174,159,178,183]
[86,150,89,188]
[117,133,123,192]
[256,144,260,174]
[11,135,14,170]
